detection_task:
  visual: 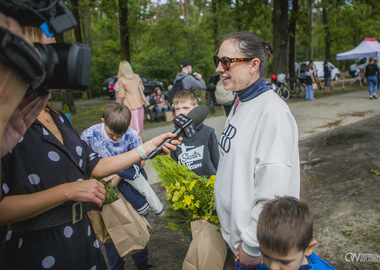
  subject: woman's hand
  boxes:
[235,243,262,269]
[66,179,106,208]
[143,132,182,155]
[102,174,122,187]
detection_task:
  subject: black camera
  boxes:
[0,0,91,93]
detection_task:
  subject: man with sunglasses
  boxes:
[169,60,206,104]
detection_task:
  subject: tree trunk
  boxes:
[309,0,313,60]
[119,0,130,62]
[86,0,92,52]
[69,0,83,43]
[272,0,289,75]
[288,0,298,80]
[211,0,219,50]
[323,6,331,61]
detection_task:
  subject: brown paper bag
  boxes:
[164,111,174,122]
[87,210,112,243]
[182,220,227,270]
[101,196,152,257]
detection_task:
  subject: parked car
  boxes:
[297,61,340,81]
[101,74,164,99]
[101,76,117,99]
[138,74,164,96]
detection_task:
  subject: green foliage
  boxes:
[151,155,219,236]
[99,180,120,205]
[71,0,380,99]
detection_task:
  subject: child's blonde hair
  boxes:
[172,90,198,106]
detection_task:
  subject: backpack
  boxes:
[169,75,187,104]
[215,79,234,105]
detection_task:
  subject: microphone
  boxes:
[147,105,209,159]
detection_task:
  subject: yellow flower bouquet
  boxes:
[152,156,220,236]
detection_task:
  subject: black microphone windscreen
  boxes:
[187,105,209,127]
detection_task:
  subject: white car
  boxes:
[298,61,340,81]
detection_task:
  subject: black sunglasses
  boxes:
[213,55,254,71]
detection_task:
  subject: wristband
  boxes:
[137,145,148,160]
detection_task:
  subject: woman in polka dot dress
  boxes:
[0,104,180,269]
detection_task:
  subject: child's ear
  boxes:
[305,240,317,256]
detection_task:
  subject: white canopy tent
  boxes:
[336,38,380,60]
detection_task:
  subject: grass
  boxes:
[68,76,365,135]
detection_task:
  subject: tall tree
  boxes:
[322,4,331,61]
[119,0,130,61]
[288,0,298,79]
[272,0,288,75]
[69,0,83,43]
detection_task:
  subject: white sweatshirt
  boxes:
[214,90,300,256]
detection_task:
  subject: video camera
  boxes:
[0,0,91,93]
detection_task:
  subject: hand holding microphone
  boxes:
[147,105,209,159]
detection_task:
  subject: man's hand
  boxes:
[235,243,262,269]
[195,73,203,79]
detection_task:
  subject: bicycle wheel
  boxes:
[295,83,305,97]
[281,86,291,101]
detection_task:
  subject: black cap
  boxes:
[181,60,192,68]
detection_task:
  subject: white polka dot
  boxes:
[43,128,49,135]
[2,183,9,194]
[18,238,23,248]
[93,239,99,248]
[76,146,83,156]
[59,116,64,123]
[5,231,12,241]
[87,225,91,236]
[79,159,83,167]
[28,174,40,185]
[90,156,96,161]
[18,137,24,143]
[64,226,73,238]
[48,151,60,162]
[77,178,84,182]
[42,256,55,269]
[89,266,97,270]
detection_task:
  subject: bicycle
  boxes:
[272,74,291,101]
[286,78,305,97]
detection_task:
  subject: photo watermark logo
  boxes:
[345,253,380,263]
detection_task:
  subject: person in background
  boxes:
[146,91,157,122]
[256,196,335,270]
[170,90,219,177]
[305,60,316,100]
[213,31,300,269]
[365,57,379,100]
[154,87,171,121]
[323,61,332,95]
[117,60,145,139]
[169,60,206,104]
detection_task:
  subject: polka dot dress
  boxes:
[1,110,107,270]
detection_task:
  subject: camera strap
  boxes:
[0,27,46,90]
